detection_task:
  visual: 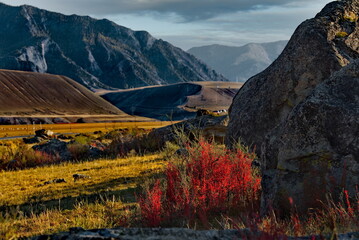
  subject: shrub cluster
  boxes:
[0,143,60,170]
[139,140,261,227]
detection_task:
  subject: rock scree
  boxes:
[31,227,359,240]
[226,0,359,215]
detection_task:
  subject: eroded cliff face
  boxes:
[226,0,359,215]
[0,3,226,90]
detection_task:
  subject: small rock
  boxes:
[73,174,91,182]
[35,129,53,139]
[43,178,66,185]
[57,134,72,140]
[23,136,42,144]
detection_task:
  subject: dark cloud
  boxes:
[3,0,316,21]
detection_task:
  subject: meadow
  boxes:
[0,121,177,138]
[0,125,358,239]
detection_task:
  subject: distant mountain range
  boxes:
[0,3,226,89]
[188,41,288,82]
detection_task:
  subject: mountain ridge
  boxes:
[188,40,288,82]
[0,2,226,89]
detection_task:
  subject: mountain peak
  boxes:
[188,41,288,82]
[316,0,359,19]
[0,3,226,89]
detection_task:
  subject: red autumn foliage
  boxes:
[139,180,163,227]
[139,140,261,227]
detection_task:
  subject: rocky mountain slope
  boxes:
[0,3,226,90]
[0,69,123,117]
[188,41,287,82]
[226,0,359,215]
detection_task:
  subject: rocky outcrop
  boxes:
[226,0,359,215]
[262,60,359,214]
[31,227,359,240]
[32,139,71,161]
[150,115,229,147]
[0,3,226,89]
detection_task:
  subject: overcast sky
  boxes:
[1,0,332,50]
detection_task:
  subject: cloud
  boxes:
[1,0,332,50]
[3,0,320,21]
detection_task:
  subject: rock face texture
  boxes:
[150,115,229,147]
[0,3,226,89]
[226,0,359,215]
[31,227,359,240]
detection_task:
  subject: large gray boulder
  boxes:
[226,0,359,215]
[262,60,359,215]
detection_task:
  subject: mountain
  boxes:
[102,82,242,121]
[0,3,226,89]
[0,69,125,120]
[226,0,359,215]
[188,41,287,82]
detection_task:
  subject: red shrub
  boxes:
[139,140,261,227]
[139,180,163,227]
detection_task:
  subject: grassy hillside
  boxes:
[0,70,123,117]
[101,82,243,120]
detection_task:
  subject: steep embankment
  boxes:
[0,70,128,122]
[102,82,242,121]
[0,3,226,89]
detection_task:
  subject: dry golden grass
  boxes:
[1,199,136,239]
[0,154,165,207]
[0,121,178,138]
[0,153,167,238]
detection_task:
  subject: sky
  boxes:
[0,0,332,50]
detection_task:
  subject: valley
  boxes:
[102,81,243,120]
[0,0,358,239]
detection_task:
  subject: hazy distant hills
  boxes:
[0,3,226,89]
[188,41,288,82]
